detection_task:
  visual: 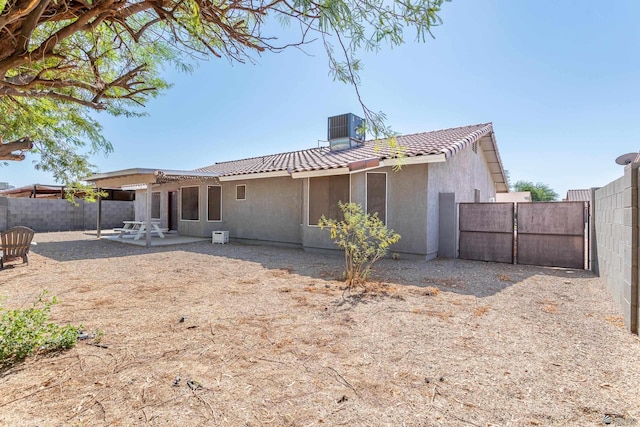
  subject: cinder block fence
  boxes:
[593,163,640,334]
[0,197,134,232]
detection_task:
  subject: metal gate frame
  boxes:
[516,202,588,269]
[458,201,589,269]
[459,203,515,264]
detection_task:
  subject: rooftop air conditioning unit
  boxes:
[327,113,365,151]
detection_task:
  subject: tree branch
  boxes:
[0,136,33,160]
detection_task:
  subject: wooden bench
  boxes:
[1,226,35,269]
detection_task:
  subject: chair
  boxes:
[0,226,35,269]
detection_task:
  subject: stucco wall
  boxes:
[301,165,429,256]
[301,176,349,251]
[213,177,302,244]
[593,165,638,333]
[0,197,133,232]
[426,142,497,258]
[385,165,429,255]
[141,177,303,244]
[135,183,180,229]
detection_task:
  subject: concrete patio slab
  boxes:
[100,232,209,247]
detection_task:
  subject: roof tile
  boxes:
[195,123,493,177]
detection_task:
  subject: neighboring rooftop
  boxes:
[565,189,594,202]
[195,122,508,191]
[0,184,135,200]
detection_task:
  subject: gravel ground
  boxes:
[0,231,638,426]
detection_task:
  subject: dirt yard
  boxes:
[0,231,638,426]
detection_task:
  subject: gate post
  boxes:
[439,193,457,258]
[590,188,598,274]
[624,164,639,334]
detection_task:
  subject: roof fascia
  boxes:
[382,154,446,167]
[154,170,220,178]
[291,167,350,179]
[218,171,291,182]
[484,132,509,193]
[86,168,222,188]
[85,168,158,182]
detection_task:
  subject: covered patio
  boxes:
[86,168,220,247]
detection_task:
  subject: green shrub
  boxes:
[319,202,401,288]
[0,292,80,366]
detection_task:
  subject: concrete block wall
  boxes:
[593,164,639,334]
[0,197,134,232]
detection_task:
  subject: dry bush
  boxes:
[497,274,514,282]
[422,286,439,296]
[605,315,624,328]
[474,305,490,317]
[541,301,559,314]
[422,277,461,288]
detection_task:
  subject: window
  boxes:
[207,185,222,221]
[474,189,480,203]
[309,175,350,225]
[151,192,161,220]
[366,172,387,223]
[236,184,246,201]
[181,186,199,221]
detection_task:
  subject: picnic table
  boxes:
[114,220,166,240]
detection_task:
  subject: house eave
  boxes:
[291,167,351,179]
[85,168,220,188]
[383,153,447,167]
[218,170,291,182]
[479,131,509,193]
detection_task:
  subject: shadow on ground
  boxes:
[28,232,596,299]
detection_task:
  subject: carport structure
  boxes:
[86,168,220,247]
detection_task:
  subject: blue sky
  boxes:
[3,0,639,199]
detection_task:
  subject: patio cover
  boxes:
[85,168,220,247]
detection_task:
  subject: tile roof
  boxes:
[195,123,495,177]
[565,189,592,202]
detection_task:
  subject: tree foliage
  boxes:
[319,202,400,289]
[0,0,449,188]
[512,180,559,202]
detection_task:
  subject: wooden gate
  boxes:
[459,203,514,263]
[516,202,587,269]
[458,201,588,269]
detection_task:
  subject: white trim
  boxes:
[350,164,385,174]
[307,174,351,226]
[366,172,388,224]
[382,154,447,166]
[86,168,219,185]
[121,184,148,191]
[218,171,290,181]
[206,185,223,222]
[292,167,350,179]
[180,185,200,222]
[236,184,247,201]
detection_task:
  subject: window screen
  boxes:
[181,186,199,221]
[151,192,161,219]
[208,186,222,221]
[236,185,246,200]
[366,173,386,223]
[309,175,350,225]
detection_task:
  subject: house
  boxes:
[496,191,531,203]
[87,116,509,258]
[564,189,595,203]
